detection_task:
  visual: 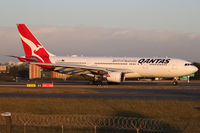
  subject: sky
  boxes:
[0,0,200,62]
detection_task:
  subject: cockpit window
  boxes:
[184,63,193,66]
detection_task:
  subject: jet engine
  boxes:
[106,72,125,83]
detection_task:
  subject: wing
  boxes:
[31,62,132,75]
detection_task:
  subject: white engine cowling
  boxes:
[106,72,124,83]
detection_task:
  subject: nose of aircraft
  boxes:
[191,66,198,73]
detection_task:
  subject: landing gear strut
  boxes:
[172,77,178,85]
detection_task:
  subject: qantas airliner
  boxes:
[13,24,198,85]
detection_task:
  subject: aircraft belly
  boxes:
[136,66,174,77]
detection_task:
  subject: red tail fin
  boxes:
[17,24,54,63]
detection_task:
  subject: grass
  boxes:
[0,98,199,119]
[0,98,199,132]
[0,98,200,132]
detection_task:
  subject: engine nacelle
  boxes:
[106,72,124,83]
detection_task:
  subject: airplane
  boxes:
[13,24,198,85]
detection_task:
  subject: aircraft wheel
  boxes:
[96,80,103,86]
[89,80,102,86]
[172,81,178,85]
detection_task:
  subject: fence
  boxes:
[0,113,198,133]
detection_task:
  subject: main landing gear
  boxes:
[89,80,103,86]
[80,74,103,86]
[89,75,104,86]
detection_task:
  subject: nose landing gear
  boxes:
[172,77,178,85]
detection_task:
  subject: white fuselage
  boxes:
[49,56,198,78]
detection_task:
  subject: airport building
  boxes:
[29,64,41,79]
[0,65,7,73]
[29,64,68,80]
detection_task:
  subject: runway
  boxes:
[0,81,200,100]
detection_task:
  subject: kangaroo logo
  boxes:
[19,33,45,62]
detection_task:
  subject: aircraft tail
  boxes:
[16,24,54,63]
